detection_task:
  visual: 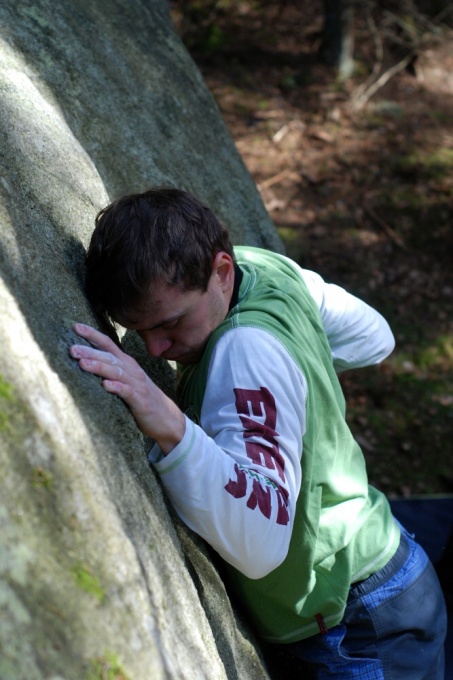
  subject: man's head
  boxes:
[86,187,236,363]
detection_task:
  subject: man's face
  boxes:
[120,253,234,365]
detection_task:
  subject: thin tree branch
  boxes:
[349,52,414,111]
[352,10,384,103]
[363,203,408,250]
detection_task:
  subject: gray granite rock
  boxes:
[0,0,280,677]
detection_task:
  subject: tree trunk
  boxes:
[321,0,355,79]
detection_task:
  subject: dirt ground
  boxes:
[170,1,453,497]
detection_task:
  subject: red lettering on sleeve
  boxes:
[222,386,290,525]
[243,440,285,483]
[276,489,290,525]
[234,386,277,429]
[224,463,247,499]
[234,387,286,482]
[246,479,272,518]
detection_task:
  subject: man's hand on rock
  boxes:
[70,323,185,454]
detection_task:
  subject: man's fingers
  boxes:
[103,379,134,400]
[70,332,143,391]
[70,322,161,432]
[70,344,121,365]
[78,356,125,381]
[73,323,123,358]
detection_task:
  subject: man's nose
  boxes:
[142,334,172,358]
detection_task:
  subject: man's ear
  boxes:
[212,251,235,292]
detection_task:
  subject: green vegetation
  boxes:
[0,374,12,400]
[390,148,453,181]
[87,652,130,680]
[30,466,53,489]
[72,564,106,603]
[0,373,13,431]
[343,358,453,496]
[394,335,453,374]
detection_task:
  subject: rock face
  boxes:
[0,1,281,678]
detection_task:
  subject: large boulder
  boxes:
[0,1,282,678]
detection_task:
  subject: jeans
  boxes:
[283,526,447,679]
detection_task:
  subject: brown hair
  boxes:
[85,187,234,323]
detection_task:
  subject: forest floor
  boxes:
[171,2,453,498]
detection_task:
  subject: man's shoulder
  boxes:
[234,246,312,295]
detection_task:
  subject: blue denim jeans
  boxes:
[282,526,447,679]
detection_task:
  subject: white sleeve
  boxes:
[299,267,395,371]
[149,327,306,579]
